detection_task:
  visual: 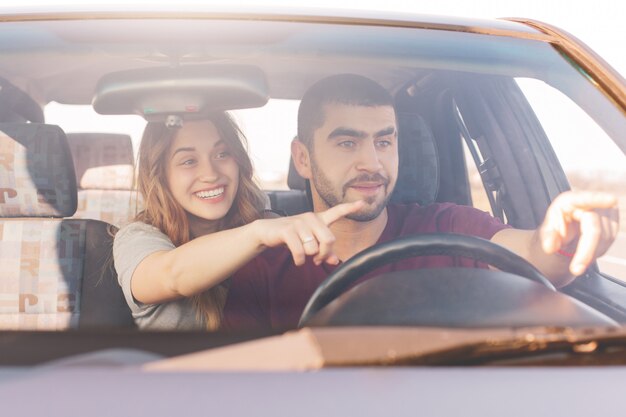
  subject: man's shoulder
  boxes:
[387,201,463,219]
[389,202,489,217]
[386,202,503,236]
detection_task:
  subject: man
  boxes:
[222,74,618,332]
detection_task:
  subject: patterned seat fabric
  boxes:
[0,220,85,329]
[0,124,134,330]
[66,133,142,227]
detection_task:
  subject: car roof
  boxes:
[0,4,543,35]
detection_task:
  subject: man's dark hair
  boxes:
[297,74,394,149]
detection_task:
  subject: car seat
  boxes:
[389,112,439,205]
[0,123,135,330]
[66,132,142,227]
[264,157,312,216]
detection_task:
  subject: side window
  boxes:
[46,100,300,191]
[455,101,496,218]
[45,102,146,156]
[516,78,626,277]
[232,99,299,190]
[462,140,494,216]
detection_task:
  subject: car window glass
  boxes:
[231,99,299,190]
[516,77,626,278]
[462,141,494,216]
[46,100,298,191]
[45,102,146,157]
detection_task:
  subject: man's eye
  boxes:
[338,140,356,148]
[376,140,393,148]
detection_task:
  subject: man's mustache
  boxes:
[343,173,390,192]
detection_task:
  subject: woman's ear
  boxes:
[291,138,313,179]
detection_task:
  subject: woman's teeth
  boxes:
[195,187,224,199]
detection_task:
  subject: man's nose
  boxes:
[355,141,383,172]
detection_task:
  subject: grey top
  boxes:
[113,221,204,330]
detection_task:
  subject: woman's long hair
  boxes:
[135,112,266,330]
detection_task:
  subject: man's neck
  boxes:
[326,207,388,262]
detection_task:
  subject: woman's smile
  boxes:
[194,186,226,202]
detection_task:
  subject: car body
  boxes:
[0,4,626,415]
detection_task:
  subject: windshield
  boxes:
[0,15,625,369]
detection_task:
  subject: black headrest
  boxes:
[0,78,44,123]
[390,113,439,205]
[0,123,77,217]
[286,113,439,206]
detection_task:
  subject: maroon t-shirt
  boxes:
[222,203,510,332]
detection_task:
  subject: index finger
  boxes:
[553,191,617,214]
[568,211,602,276]
[318,200,366,225]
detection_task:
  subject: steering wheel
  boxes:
[298,233,555,327]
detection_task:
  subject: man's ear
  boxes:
[291,138,313,179]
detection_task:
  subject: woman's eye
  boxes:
[180,158,196,166]
[215,151,231,160]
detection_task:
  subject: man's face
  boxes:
[307,103,398,221]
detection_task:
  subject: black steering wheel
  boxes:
[298,233,555,327]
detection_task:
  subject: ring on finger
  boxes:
[301,236,315,244]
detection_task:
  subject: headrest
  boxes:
[0,123,77,217]
[286,113,439,206]
[66,133,134,190]
[0,78,44,123]
[390,113,439,205]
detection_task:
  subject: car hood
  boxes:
[144,325,626,371]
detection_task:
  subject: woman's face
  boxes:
[166,119,240,226]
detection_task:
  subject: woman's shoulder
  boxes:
[116,221,164,238]
[113,221,175,268]
[113,221,173,249]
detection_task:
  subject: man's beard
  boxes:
[310,158,392,222]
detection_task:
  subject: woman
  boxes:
[113,112,360,331]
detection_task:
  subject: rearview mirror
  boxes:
[92,65,269,121]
